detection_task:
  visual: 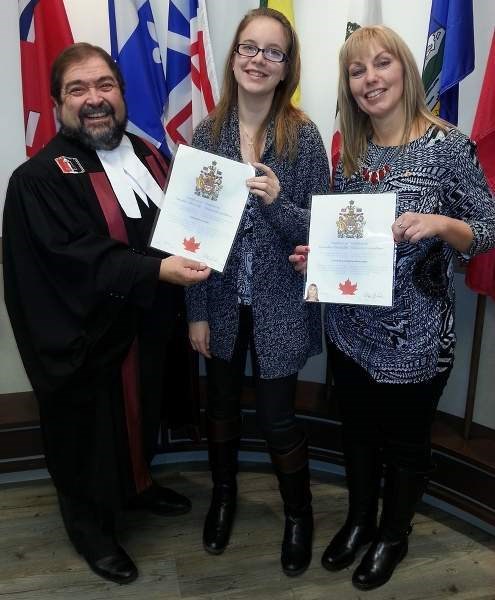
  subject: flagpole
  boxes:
[463,293,487,440]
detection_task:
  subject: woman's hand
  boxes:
[393,212,473,252]
[392,212,443,244]
[247,162,280,205]
[289,245,309,274]
[188,321,211,358]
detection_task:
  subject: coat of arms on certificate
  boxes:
[195,160,223,201]
[150,145,254,273]
[306,193,396,306]
[336,199,366,239]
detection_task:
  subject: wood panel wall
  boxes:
[1,381,495,527]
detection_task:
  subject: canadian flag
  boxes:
[19,0,74,157]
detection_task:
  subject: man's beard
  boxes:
[60,102,128,151]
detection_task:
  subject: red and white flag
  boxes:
[465,31,495,299]
[19,0,74,157]
[109,0,218,159]
[161,0,219,156]
[330,0,382,175]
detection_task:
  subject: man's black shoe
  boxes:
[128,482,192,516]
[57,491,138,584]
[81,545,138,585]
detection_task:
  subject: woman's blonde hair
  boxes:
[338,25,449,176]
[210,7,307,159]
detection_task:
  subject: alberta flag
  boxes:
[330,0,382,174]
[421,0,474,125]
[109,0,219,158]
[19,0,74,157]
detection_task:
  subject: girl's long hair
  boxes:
[211,7,308,159]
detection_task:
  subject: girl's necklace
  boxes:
[239,122,265,163]
[240,124,255,148]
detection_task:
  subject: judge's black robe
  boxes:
[3,132,187,508]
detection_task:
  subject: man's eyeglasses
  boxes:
[63,80,119,98]
[235,43,288,63]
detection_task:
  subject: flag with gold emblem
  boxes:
[260,0,300,105]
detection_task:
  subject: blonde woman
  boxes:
[291,25,495,590]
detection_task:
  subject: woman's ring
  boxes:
[398,222,404,229]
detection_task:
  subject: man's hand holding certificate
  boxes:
[305,193,397,306]
[150,145,254,272]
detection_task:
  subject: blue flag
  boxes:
[422,0,474,125]
[108,0,169,156]
[108,0,218,158]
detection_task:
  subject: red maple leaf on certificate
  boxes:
[183,236,201,253]
[339,278,358,295]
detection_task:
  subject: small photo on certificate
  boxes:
[150,145,255,272]
[305,193,397,306]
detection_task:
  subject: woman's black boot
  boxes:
[321,445,381,571]
[203,415,241,555]
[272,437,313,577]
[352,465,430,590]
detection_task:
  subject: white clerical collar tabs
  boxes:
[97,135,164,219]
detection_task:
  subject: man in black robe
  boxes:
[2,43,210,584]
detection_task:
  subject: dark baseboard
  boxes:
[1,381,495,527]
[0,391,39,427]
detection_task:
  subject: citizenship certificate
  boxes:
[305,193,397,306]
[150,145,255,272]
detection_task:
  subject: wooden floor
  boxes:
[1,466,494,599]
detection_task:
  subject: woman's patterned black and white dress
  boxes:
[326,126,495,384]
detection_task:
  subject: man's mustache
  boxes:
[79,102,115,119]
